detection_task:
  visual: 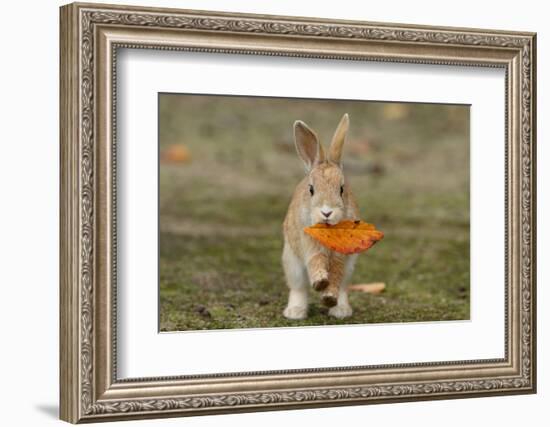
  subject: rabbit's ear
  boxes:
[294,120,325,171]
[329,113,349,166]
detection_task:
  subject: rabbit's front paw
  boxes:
[283,305,308,320]
[312,278,329,291]
[311,272,329,291]
[320,290,338,307]
[329,304,353,319]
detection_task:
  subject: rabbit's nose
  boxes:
[321,210,333,218]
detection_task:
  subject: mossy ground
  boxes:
[159,95,470,331]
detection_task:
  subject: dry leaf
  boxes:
[348,283,386,294]
[161,144,191,164]
[304,220,384,255]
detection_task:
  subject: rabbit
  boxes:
[282,114,360,320]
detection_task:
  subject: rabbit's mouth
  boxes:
[321,218,339,226]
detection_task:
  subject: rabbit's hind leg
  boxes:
[282,242,309,320]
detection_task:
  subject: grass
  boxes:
[158,95,470,331]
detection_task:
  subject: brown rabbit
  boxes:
[282,114,359,320]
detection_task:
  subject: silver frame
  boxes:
[60,2,536,423]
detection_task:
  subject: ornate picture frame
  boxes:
[60,2,536,423]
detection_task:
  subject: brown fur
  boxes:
[282,114,360,318]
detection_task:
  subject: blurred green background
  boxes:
[159,94,470,331]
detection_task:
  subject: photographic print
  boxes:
[158,94,470,331]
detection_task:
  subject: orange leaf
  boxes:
[161,144,191,164]
[348,283,386,294]
[304,220,384,255]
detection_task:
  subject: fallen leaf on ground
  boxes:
[161,144,191,164]
[304,220,384,255]
[348,283,386,294]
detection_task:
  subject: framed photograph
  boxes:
[60,2,537,423]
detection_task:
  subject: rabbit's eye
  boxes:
[309,185,314,196]
[340,185,344,196]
